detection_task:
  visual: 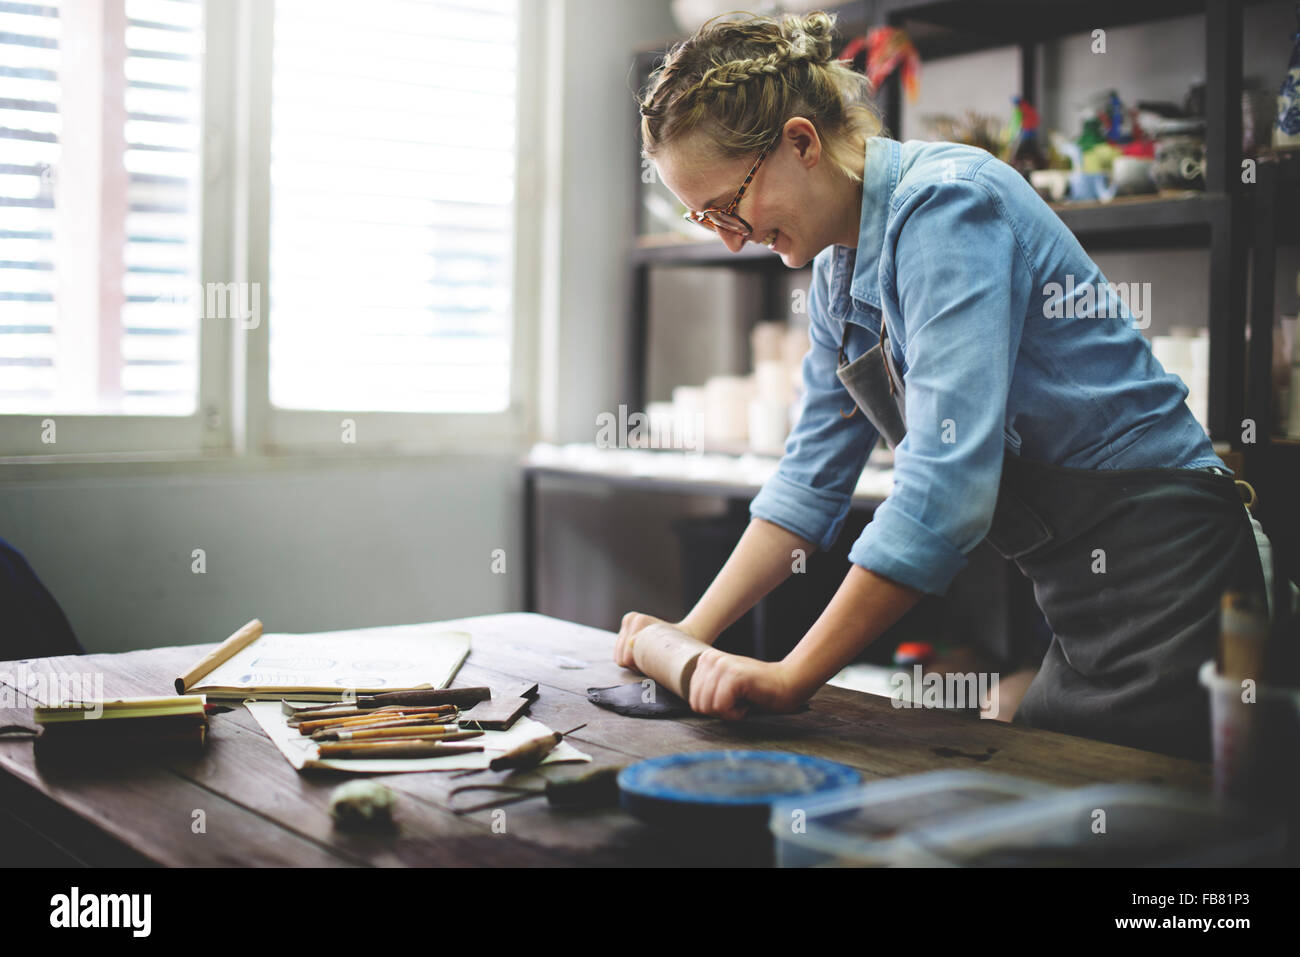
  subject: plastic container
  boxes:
[621,751,861,834]
[901,782,1284,867]
[1199,659,1300,826]
[769,770,1059,867]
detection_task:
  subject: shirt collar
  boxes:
[826,136,901,317]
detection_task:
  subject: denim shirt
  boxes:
[749,136,1222,596]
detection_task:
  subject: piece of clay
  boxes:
[329,780,396,830]
[587,682,691,719]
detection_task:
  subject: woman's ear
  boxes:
[782,116,821,169]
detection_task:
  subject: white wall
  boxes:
[545,0,680,443]
[0,456,520,652]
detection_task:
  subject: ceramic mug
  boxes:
[1029,169,1070,202]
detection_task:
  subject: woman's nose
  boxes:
[720,230,747,253]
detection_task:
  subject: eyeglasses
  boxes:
[682,135,779,238]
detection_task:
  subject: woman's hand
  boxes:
[614,612,705,669]
[688,649,803,720]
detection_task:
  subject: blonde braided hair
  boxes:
[638,11,881,183]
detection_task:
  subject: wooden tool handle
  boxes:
[317,741,483,760]
[360,687,490,708]
[630,624,710,700]
[488,732,562,771]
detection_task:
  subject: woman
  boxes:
[617,11,1267,759]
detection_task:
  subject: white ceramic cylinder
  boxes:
[703,375,752,446]
[748,397,790,454]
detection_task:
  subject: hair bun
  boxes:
[783,11,835,65]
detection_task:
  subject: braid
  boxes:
[697,51,790,94]
[636,11,880,182]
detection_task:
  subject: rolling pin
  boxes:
[630,623,712,700]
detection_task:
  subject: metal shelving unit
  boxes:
[625,0,1259,442]
[526,0,1298,620]
[1245,149,1300,615]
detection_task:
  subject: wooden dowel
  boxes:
[176,619,262,693]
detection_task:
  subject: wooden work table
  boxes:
[0,612,1209,867]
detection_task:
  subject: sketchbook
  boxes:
[176,619,471,702]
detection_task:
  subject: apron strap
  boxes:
[878,320,900,399]
[837,319,858,419]
[837,318,903,417]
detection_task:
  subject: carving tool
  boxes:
[297,714,440,736]
[316,740,484,760]
[313,724,479,743]
[451,723,587,779]
[288,704,456,727]
[296,711,458,735]
[449,765,624,814]
[282,687,491,716]
[329,730,484,744]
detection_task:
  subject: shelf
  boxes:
[880,0,1217,60]
[633,191,1228,270]
[1049,191,1227,248]
[523,444,893,504]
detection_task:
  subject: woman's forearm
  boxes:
[783,563,924,700]
[679,517,815,644]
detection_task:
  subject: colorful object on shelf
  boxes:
[1122,139,1156,159]
[840,27,920,102]
[1068,171,1112,202]
[1074,90,1155,180]
[1276,4,1300,148]
[1101,90,1133,143]
[1081,141,1121,174]
[1008,95,1040,138]
[893,641,935,667]
[1077,116,1107,153]
[1003,96,1047,175]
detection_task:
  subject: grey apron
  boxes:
[836,319,1266,760]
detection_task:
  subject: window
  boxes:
[267,0,519,413]
[0,0,537,457]
[0,0,203,417]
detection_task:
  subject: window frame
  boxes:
[0,0,542,459]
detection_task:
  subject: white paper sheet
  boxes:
[192,624,471,699]
[246,701,591,774]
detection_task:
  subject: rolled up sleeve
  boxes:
[749,253,880,550]
[849,181,1031,594]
